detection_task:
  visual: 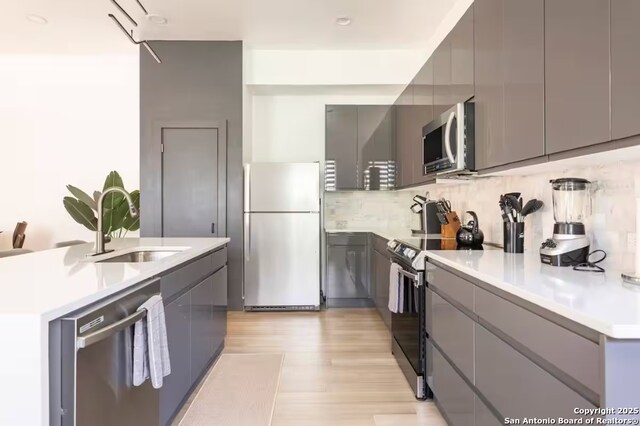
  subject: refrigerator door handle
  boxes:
[244,164,251,212]
[243,214,250,299]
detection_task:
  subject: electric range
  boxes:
[385,237,485,400]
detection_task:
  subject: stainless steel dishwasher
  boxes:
[59,279,160,426]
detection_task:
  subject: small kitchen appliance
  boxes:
[410,195,442,236]
[456,211,484,247]
[422,102,475,178]
[540,178,592,267]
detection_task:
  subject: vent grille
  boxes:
[245,305,320,312]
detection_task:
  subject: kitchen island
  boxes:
[0,237,229,426]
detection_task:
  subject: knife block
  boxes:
[441,212,461,239]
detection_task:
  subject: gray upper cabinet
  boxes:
[475,0,544,170]
[358,106,395,190]
[411,58,435,186]
[325,105,395,191]
[611,0,640,141]
[395,86,415,187]
[433,35,452,118]
[325,106,358,190]
[450,5,474,105]
[434,5,474,118]
[545,0,610,154]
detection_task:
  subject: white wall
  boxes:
[0,55,139,250]
[251,91,399,162]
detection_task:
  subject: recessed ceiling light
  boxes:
[26,14,48,24]
[336,16,352,26]
[147,14,168,25]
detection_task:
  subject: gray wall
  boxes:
[140,41,244,310]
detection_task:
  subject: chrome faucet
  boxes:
[94,187,138,256]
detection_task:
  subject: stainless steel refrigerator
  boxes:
[243,162,321,310]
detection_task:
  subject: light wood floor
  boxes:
[224,308,447,426]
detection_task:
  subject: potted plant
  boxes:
[63,171,140,238]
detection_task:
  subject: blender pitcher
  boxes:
[540,178,592,266]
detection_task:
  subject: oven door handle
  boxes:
[398,269,423,288]
[444,110,456,165]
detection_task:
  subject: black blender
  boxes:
[540,178,592,267]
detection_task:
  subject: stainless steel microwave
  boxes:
[422,102,475,177]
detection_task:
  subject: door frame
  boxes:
[146,120,227,237]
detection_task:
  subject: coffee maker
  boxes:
[410,195,441,236]
[540,178,592,267]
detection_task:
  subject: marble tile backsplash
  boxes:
[324,159,640,271]
[324,190,423,231]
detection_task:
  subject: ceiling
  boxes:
[2,0,458,54]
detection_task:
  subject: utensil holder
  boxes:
[503,222,525,253]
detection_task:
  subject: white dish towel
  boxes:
[388,262,403,313]
[133,295,171,389]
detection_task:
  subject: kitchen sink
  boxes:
[96,250,182,263]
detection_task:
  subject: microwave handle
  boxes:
[444,110,456,165]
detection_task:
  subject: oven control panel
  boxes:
[387,240,426,271]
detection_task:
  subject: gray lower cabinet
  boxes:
[212,266,228,354]
[430,290,474,381]
[160,250,228,426]
[427,261,601,425]
[190,275,216,386]
[475,396,502,426]
[611,0,640,141]
[545,0,610,154]
[161,292,191,426]
[475,324,596,420]
[373,248,391,329]
[432,344,475,426]
[326,234,370,306]
[475,0,544,169]
[474,286,600,396]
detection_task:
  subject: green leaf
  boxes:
[66,185,97,211]
[63,197,97,231]
[122,190,140,232]
[93,191,101,204]
[103,170,124,209]
[103,205,125,236]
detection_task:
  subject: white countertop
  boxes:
[425,249,640,339]
[325,228,415,242]
[327,228,640,339]
[0,237,229,321]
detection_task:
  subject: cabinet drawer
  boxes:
[427,264,474,313]
[161,251,217,301]
[432,344,475,426]
[327,233,367,246]
[475,324,596,420]
[476,396,502,426]
[430,289,474,381]
[475,286,600,395]
[210,246,227,272]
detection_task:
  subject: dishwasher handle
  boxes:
[77,309,146,349]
